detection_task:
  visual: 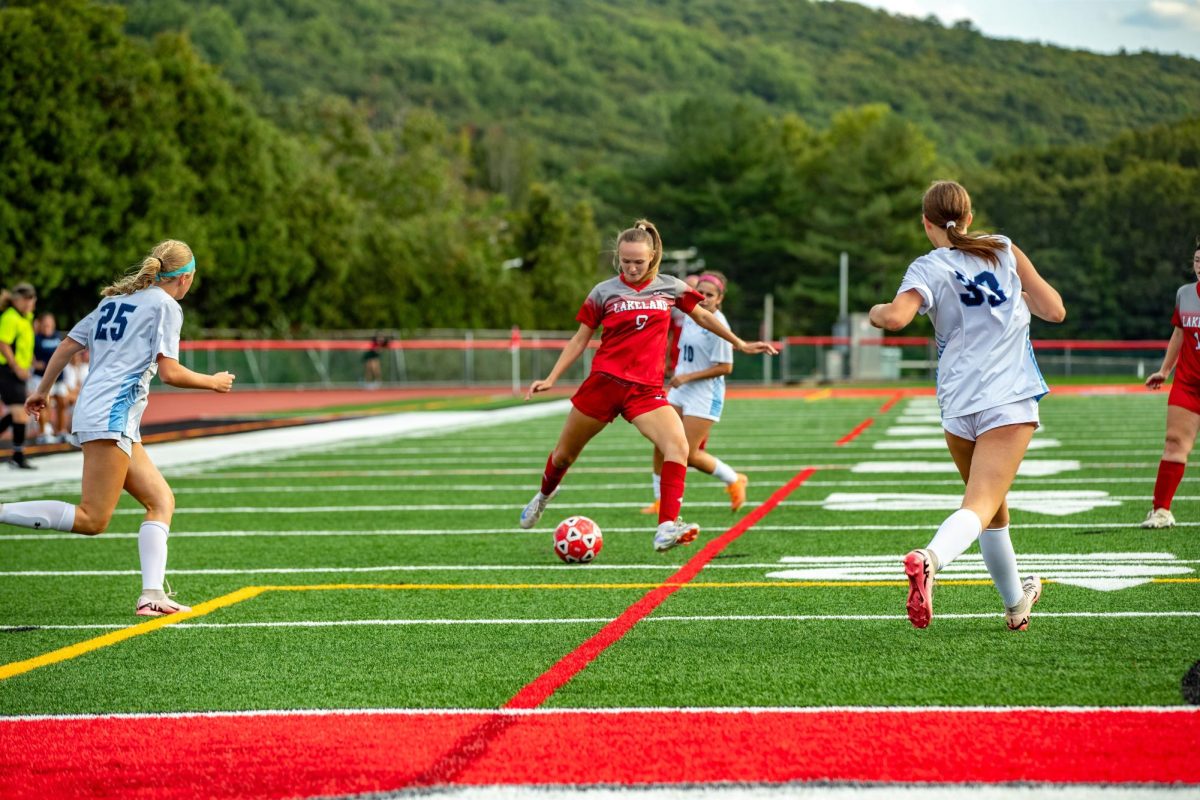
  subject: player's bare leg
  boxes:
[682,415,746,510]
[123,443,188,616]
[632,406,699,550]
[905,423,1036,628]
[521,408,608,529]
[1145,404,1200,528]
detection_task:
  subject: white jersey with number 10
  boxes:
[67,286,183,440]
[897,235,1047,420]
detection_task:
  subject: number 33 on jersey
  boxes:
[898,234,1047,419]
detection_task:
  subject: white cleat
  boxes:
[1141,507,1176,529]
[1005,575,1042,632]
[135,590,192,618]
[653,519,700,552]
[519,490,556,530]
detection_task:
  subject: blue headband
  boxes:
[157,257,195,281]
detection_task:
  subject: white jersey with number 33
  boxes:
[897,235,1047,419]
[67,286,183,439]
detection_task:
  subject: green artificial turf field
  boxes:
[2,391,1198,715]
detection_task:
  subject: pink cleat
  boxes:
[903,549,936,629]
[136,591,192,617]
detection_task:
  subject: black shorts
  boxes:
[0,365,26,405]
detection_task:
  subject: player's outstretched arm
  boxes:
[689,306,778,355]
[1146,327,1183,390]
[157,356,235,392]
[526,323,595,400]
[25,337,86,420]
[869,289,923,331]
[1013,244,1066,323]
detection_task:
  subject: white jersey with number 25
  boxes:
[67,286,183,439]
[897,235,1047,420]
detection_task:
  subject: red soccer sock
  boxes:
[658,460,687,524]
[1153,459,1186,510]
[541,453,569,496]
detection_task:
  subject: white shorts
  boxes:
[73,431,135,457]
[942,398,1040,442]
[667,380,725,422]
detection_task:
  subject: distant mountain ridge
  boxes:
[117,0,1200,171]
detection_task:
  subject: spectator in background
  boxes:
[0,283,38,469]
[59,348,91,439]
[363,332,389,389]
[32,312,68,442]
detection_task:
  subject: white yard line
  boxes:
[5,705,1195,723]
[6,611,1200,632]
[7,521,1200,542]
[1,400,573,492]
[4,558,1198,576]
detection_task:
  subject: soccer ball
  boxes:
[552,516,603,564]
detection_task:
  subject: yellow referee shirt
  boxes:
[0,306,34,369]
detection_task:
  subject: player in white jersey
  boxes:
[643,272,750,513]
[869,180,1065,632]
[0,240,236,616]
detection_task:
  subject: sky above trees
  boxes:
[849,0,1200,59]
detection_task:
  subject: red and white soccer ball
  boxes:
[553,516,603,564]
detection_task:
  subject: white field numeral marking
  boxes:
[851,460,1081,477]
[766,552,1193,592]
[873,438,1061,451]
[822,490,1119,516]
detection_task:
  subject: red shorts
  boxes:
[1168,382,1200,415]
[571,372,670,423]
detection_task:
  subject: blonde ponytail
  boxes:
[614,219,663,277]
[103,240,194,297]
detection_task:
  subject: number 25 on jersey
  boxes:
[95,302,137,342]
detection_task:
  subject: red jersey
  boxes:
[576,273,703,386]
[1171,282,1200,389]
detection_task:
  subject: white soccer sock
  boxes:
[927,508,983,570]
[979,525,1023,608]
[0,500,76,532]
[138,520,170,592]
[652,472,661,501]
[709,458,738,484]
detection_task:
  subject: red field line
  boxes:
[835,417,874,446]
[505,467,819,711]
[3,708,1197,798]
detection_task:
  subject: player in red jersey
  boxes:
[666,274,700,373]
[521,220,776,551]
[1142,242,1200,529]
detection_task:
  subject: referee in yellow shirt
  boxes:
[0,282,38,469]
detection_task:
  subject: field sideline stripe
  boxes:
[504,467,820,711]
[0,587,265,682]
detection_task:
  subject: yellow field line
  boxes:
[0,586,264,682]
[805,388,833,402]
[5,576,1197,680]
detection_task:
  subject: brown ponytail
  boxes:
[614,219,663,277]
[923,181,1006,267]
[103,240,193,297]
